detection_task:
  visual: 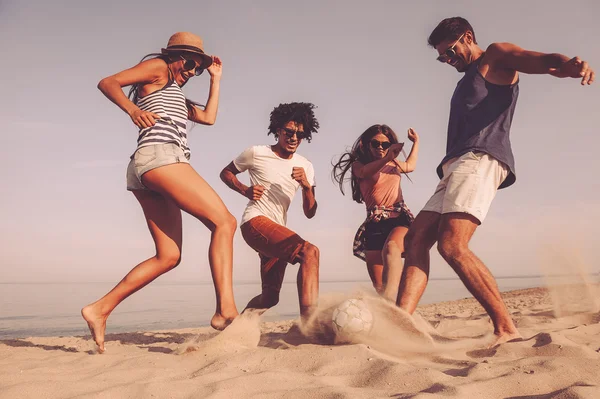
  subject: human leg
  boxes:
[82,190,182,352]
[364,251,384,294]
[437,212,520,343]
[396,211,441,312]
[245,254,288,311]
[381,226,409,302]
[295,241,320,322]
[240,216,318,322]
[141,163,239,330]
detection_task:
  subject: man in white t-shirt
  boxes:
[220,102,320,322]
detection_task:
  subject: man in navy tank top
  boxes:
[396,17,594,346]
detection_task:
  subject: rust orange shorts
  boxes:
[240,216,306,270]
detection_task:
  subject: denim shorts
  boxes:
[126,143,190,191]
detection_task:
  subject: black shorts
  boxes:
[363,213,412,251]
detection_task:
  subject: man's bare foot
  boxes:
[81,304,107,353]
[489,331,523,348]
[211,312,238,331]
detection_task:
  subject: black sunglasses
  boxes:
[436,33,465,63]
[280,127,307,140]
[180,55,204,76]
[370,139,392,150]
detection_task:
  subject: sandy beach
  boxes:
[1,284,599,399]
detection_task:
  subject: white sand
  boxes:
[2,285,600,399]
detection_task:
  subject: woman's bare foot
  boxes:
[211,311,238,331]
[489,331,523,348]
[81,304,108,353]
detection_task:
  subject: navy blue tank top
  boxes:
[437,57,519,189]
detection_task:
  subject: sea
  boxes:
[0,276,575,340]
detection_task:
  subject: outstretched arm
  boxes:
[220,162,264,201]
[188,56,222,125]
[486,42,594,85]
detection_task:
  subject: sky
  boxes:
[0,0,598,285]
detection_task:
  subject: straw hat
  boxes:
[161,32,213,69]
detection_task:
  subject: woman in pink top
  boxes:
[333,124,419,300]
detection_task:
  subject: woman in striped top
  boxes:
[82,32,239,353]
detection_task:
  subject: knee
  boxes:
[157,249,182,271]
[437,239,467,263]
[404,230,433,254]
[213,212,237,234]
[383,240,401,257]
[301,242,320,263]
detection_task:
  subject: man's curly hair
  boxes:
[268,102,319,143]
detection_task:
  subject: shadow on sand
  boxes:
[0,330,219,355]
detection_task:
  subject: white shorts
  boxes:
[422,151,508,224]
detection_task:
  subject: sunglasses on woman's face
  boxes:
[436,33,465,63]
[180,56,204,76]
[281,127,307,140]
[370,139,392,150]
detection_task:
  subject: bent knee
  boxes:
[383,240,402,256]
[405,229,435,252]
[157,250,182,270]
[212,212,237,233]
[301,242,320,260]
[437,239,467,262]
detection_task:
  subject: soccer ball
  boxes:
[331,298,374,342]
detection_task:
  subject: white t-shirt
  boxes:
[233,145,316,226]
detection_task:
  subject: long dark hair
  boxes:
[332,124,400,204]
[127,52,205,119]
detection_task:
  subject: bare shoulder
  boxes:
[138,58,169,77]
[351,160,364,176]
[483,43,517,64]
[351,160,364,169]
[481,42,520,84]
[486,42,515,54]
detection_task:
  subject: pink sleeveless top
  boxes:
[357,162,404,210]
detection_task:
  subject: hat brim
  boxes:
[161,48,213,69]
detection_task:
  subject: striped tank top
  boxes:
[135,79,190,158]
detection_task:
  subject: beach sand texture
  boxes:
[1,285,600,399]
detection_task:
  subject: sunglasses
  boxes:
[180,55,204,76]
[436,33,465,63]
[370,139,392,150]
[280,127,307,140]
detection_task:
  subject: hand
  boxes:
[407,128,419,143]
[245,185,265,201]
[556,57,594,85]
[292,167,311,190]
[385,143,405,161]
[207,56,223,79]
[129,108,161,129]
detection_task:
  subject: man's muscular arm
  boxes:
[220,162,265,201]
[485,42,594,85]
